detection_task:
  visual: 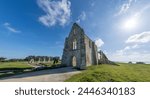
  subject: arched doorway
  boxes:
[72,56,77,67]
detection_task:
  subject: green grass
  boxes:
[0,62,32,70]
[66,63,150,82]
[0,61,64,78]
[0,62,33,78]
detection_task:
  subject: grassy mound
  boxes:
[66,63,150,82]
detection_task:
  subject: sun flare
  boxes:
[123,17,138,30]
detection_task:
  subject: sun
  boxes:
[123,17,138,30]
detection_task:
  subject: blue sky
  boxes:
[0,0,150,63]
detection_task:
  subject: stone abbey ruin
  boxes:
[62,23,111,69]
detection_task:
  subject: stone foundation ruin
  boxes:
[62,23,111,69]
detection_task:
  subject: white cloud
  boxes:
[115,0,136,16]
[108,30,150,63]
[95,38,104,50]
[115,0,150,17]
[124,46,130,50]
[135,4,150,17]
[116,46,130,55]
[126,31,150,44]
[3,22,21,33]
[116,44,140,55]
[76,11,86,23]
[108,41,149,63]
[119,4,150,31]
[108,51,150,63]
[132,44,139,48]
[37,0,71,27]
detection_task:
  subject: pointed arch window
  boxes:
[73,39,77,50]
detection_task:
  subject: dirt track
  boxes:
[0,67,81,82]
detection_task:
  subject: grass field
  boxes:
[0,62,33,78]
[0,61,63,78]
[66,63,150,82]
[0,62,32,70]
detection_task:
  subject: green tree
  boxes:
[0,57,6,62]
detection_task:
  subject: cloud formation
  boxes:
[115,0,136,16]
[116,44,139,56]
[109,51,150,63]
[37,0,71,27]
[3,22,21,33]
[108,31,150,63]
[76,11,86,23]
[126,31,150,44]
[95,38,104,50]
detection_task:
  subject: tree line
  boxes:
[0,56,60,62]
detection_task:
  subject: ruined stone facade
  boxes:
[62,23,98,69]
[62,23,110,69]
[98,50,110,64]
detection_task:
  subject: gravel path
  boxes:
[0,67,81,82]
